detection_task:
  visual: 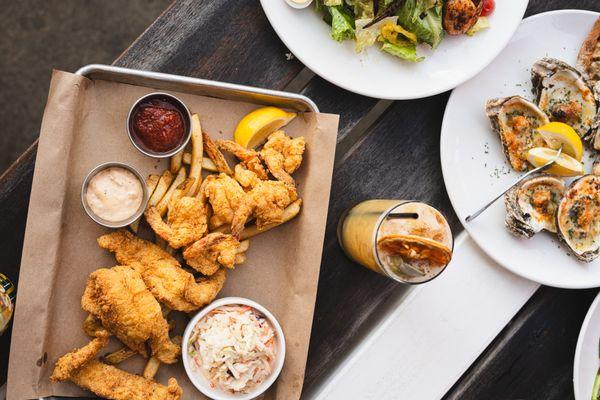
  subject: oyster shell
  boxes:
[556,174,600,262]
[578,18,600,150]
[577,17,600,89]
[504,174,566,238]
[594,157,600,176]
[531,58,598,145]
[486,96,549,171]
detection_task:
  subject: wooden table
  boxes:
[1,1,599,399]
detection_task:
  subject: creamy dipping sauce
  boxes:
[85,167,143,222]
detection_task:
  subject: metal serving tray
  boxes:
[76,64,318,113]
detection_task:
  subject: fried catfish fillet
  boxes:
[98,230,179,273]
[81,266,180,364]
[259,131,305,185]
[98,231,225,312]
[183,233,241,275]
[53,344,182,400]
[145,196,208,248]
[51,334,109,382]
[202,173,247,229]
[72,361,183,400]
[83,314,109,338]
[216,140,269,180]
[231,178,298,238]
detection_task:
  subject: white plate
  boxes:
[441,10,600,288]
[574,291,600,400]
[260,0,527,99]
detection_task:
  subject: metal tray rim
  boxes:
[75,64,319,113]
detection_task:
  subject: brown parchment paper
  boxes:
[7,70,339,400]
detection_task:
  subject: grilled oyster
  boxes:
[594,157,600,176]
[577,17,600,89]
[486,96,549,171]
[504,175,566,238]
[556,174,600,262]
[531,58,598,145]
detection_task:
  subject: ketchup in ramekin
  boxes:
[127,93,191,157]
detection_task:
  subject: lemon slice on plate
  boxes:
[537,122,583,161]
[234,106,296,149]
[526,147,585,177]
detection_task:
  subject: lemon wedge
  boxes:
[526,147,585,177]
[234,106,296,149]
[537,122,583,161]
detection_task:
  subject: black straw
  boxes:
[387,212,419,219]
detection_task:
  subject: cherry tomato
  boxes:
[481,0,495,17]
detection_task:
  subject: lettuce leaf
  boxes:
[396,0,444,49]
[355,16,398,53]
[329,6,355,42]
[380,40,424,62]
[345,0,375,19]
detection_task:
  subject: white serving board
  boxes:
[304,232,539,400]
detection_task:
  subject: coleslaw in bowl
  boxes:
[182,297,286,400]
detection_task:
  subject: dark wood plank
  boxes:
[299,76,381,139]
[304,93,461,389]
[115,0,304,87]
[444,287,597,400]
[0,143,37,386]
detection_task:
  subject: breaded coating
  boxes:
[145,196,208,248]
[98,230,179,273]
[217,140,269,180]
[81,266,180,364]
[70,360,182,400]
[99,231,224,313]
[202,173,246,230]
[183,233,241,275]
[203,131,232,175]
[259,131,305,185]
[234,164,261,190]
[83,314,109,338]
[141,263,203,313]
[51,334,109,382]
[183,268,227,307]
[231,180,298,238]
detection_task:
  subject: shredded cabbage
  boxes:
[188,305,277,394]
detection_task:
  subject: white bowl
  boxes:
[182,297,286,400]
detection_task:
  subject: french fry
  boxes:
[239,199,302,240]
[183,152,218,172]
[131,174,161,232]
[237,240,250,253]
[148,170,173,208]
[170,150,183,173]
[168,178,195,213]
[143,357,161,380]
[156,167,186,217]
[187,114,203,196]
[103,347,137,365]
[203,131,233,175]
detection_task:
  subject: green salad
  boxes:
[315,0,490,62]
